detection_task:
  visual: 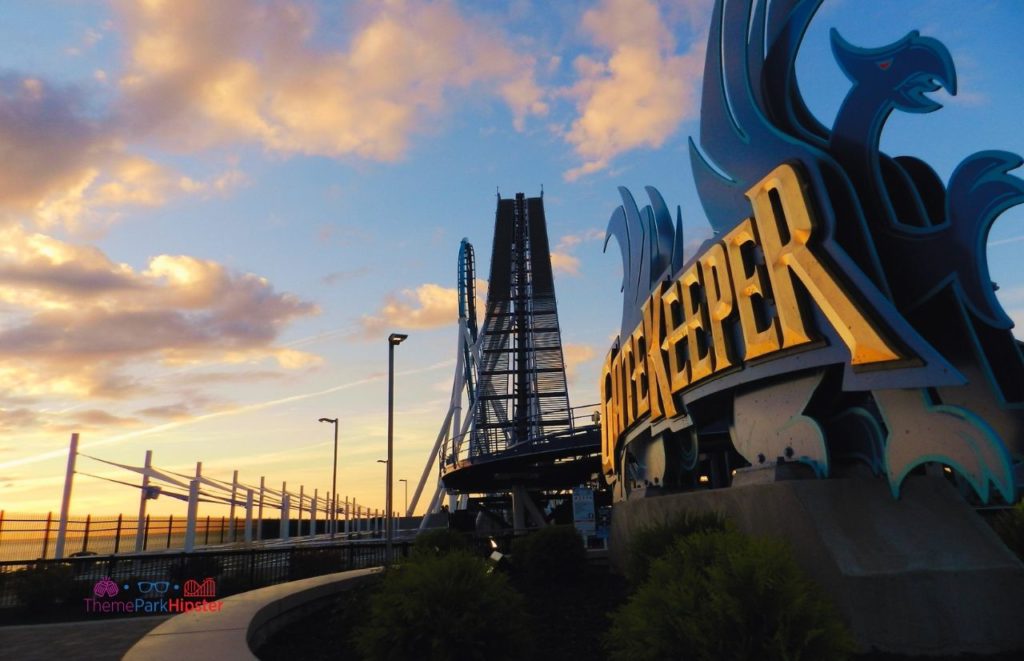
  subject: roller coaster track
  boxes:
[407,193,600,528]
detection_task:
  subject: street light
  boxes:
[377,459,388,539]
[318,417,338,538]
[399,478,408,523]
[387,332,407,564]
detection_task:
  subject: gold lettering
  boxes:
[610,349,624,441]
[621,337,636,427]
[661,279,690,393]
[630,325,650,421]
[600,349,615,476]
[679,263,714,384]
[642,284,678,420]
[724,218,780,360]
[748,164,901,364]
[699,242,735,373]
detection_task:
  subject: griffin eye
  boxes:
[878,59,893,70]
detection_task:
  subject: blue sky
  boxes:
[0,0,1021,518]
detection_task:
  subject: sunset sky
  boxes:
[1,0,1022,519]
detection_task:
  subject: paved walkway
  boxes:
[0,615,171,660]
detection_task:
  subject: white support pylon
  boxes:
[229,469,239,542]
[135,449,152,553]
[411,318,484,532]
[311,488,318,537]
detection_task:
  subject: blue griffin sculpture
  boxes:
[604,0,1023,504]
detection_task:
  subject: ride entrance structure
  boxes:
[408,193,601,532]
[603,0,1024,655]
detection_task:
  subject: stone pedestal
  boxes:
[610,476,1024,656]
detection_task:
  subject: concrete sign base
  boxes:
[610,476,1024,656]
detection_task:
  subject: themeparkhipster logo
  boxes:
[84,576,224,614]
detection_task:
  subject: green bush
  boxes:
[511,525,585,584]
[607,530,854,661]
[626,510,727,585]
[411,528,470,559]
[355,550,531,661]
[11,562,80,612]
[992,502,1024,562]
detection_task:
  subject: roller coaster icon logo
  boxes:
[182,578,216,598]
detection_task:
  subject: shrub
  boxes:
[411,528,470,559]
[11,562,80,612]
[626,510,727,585]
[606,530,854,661]
[355,550,531,661]
[511,525,586,584]
[992,502,1024,562]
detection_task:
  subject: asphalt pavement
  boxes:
[0,615,171,660]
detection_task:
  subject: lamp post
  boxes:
[376,459,388,538]
[387,332,407,563]
[318,417,339,538]
[399,478,408,526]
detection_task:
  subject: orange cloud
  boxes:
[562,343,597,383]
[32,156,247,231]
[550,252,581,276]
[563,0,705,180]
[550,229,605,275]
[359,281,487,338]
[360,283,460,336]
[116,0,548,160]
[0,227,319,400]
[0,74,246,232]
[0,75,113,222]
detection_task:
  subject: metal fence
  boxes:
[0,540,411,614]
[0,511,382,562]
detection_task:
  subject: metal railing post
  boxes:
[81,514,92,554]
[114,514,123,554]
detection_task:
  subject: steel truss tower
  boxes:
[474,193,571,456]
[408,193,599,528]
